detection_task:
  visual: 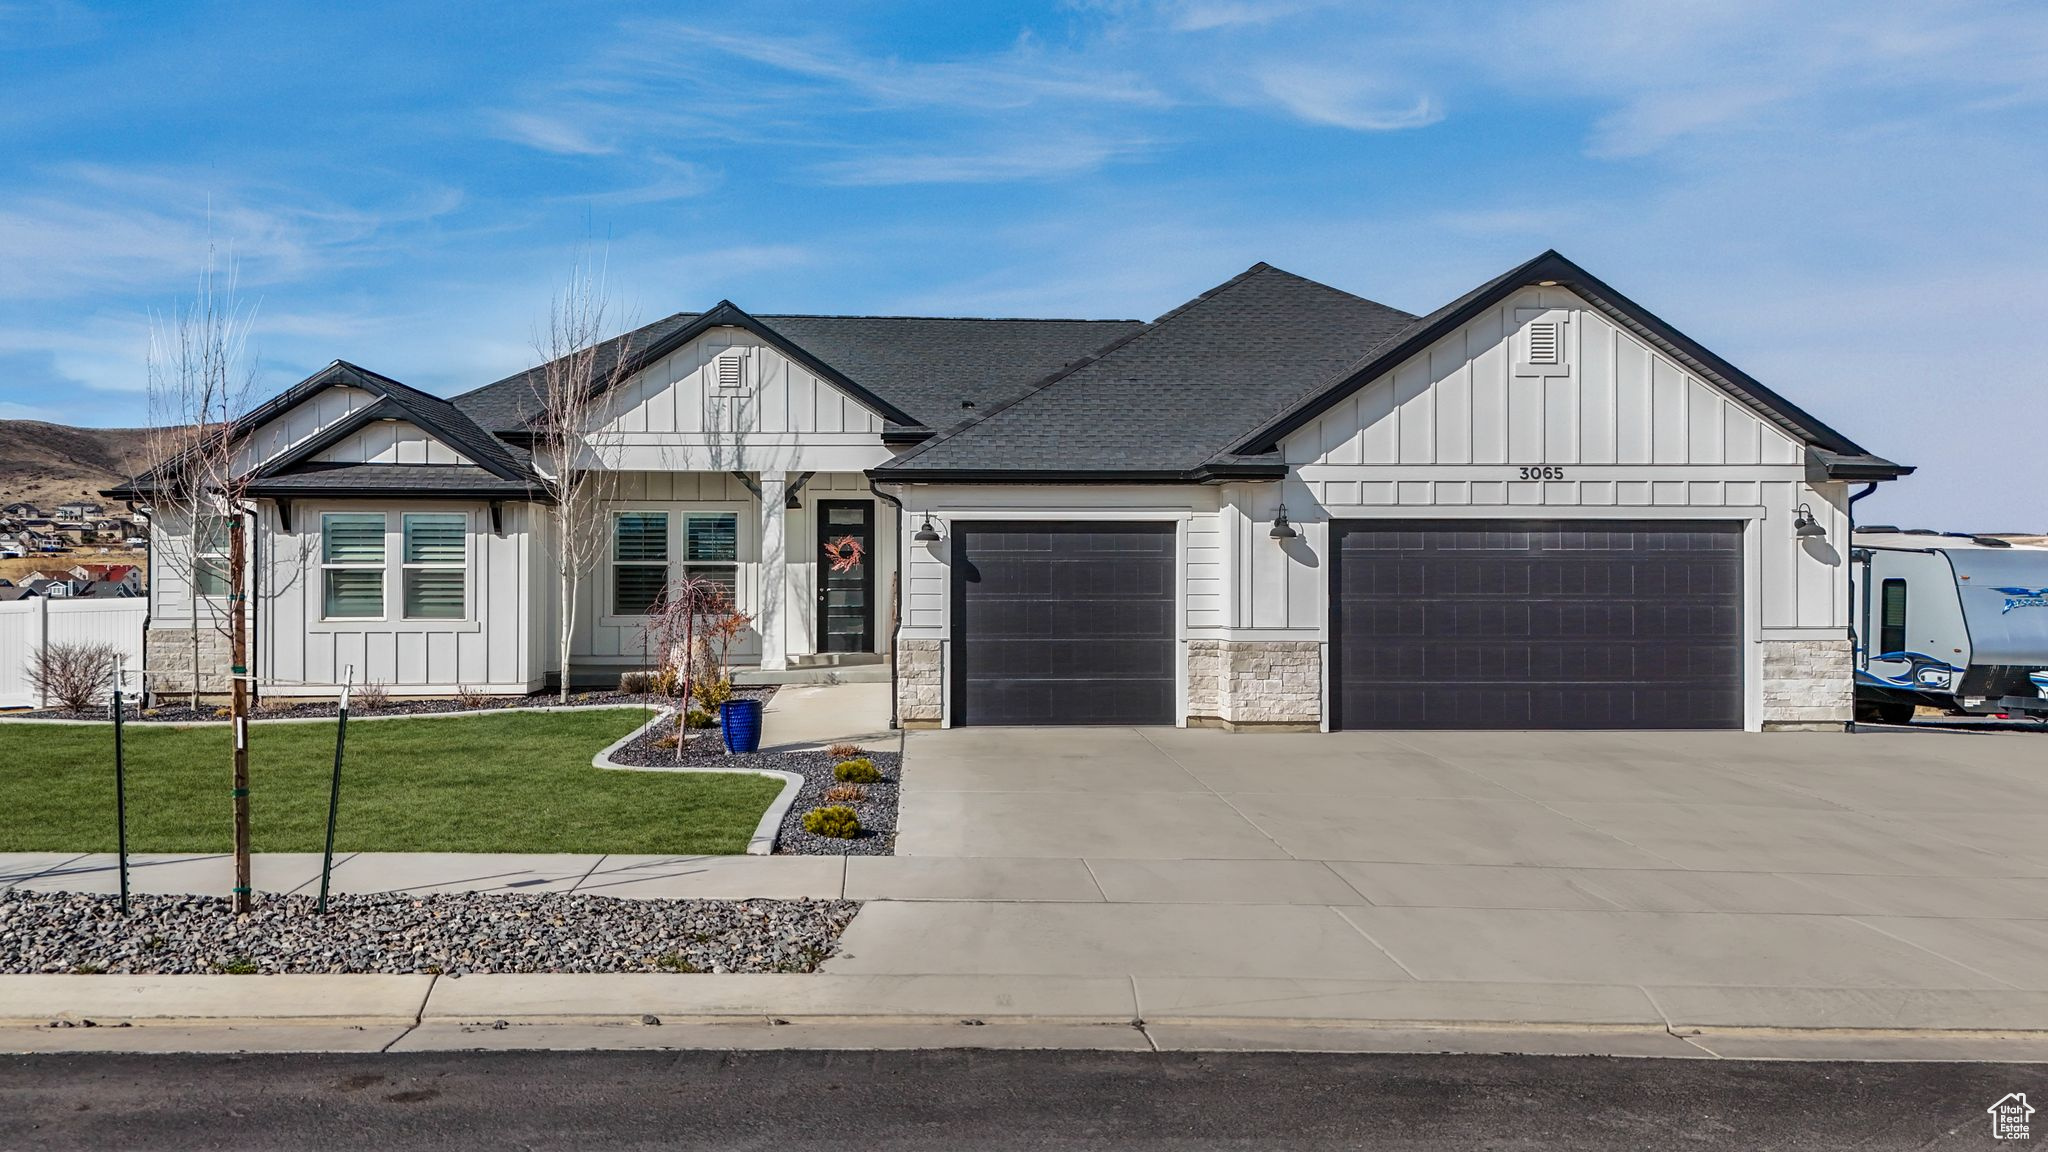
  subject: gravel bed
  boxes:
[609,722,899,856]
[16,685,775,724]
[0,889,858,976]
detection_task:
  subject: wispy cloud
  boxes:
[814,134,1153,186]
[1252,66,1441,131]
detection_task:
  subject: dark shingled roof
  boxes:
[874,264,1416,479]
[244,462,538,497]
[451,313,1143,435]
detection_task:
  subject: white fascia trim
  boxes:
[1316,505,1770,521]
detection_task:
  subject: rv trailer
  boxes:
[1850,529,2048,724]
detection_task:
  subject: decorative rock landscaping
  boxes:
[607,722,900,856]
[0,889,858,975]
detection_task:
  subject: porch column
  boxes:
[757,472,788,671]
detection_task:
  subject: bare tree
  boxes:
[528,255,635,703]
[140,248,261,912]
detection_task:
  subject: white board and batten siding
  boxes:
[312,421,473,466]
[894,484,1227,639]
[0,598,148,709]
[230,386,382,474]
[258,500,539,695]
[589,328,893,475]
[1261,284,1849,635]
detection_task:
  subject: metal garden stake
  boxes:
[316,666,354,914]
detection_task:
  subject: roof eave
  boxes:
[1808,449,1915,482]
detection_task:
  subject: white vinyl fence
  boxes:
[0,597,148,709]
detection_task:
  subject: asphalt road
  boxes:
[3,1050,2039,1150]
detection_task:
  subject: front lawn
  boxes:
[0,709,782,854]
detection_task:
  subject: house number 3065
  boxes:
[1517,466,1567,480]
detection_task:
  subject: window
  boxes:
[684,512,738,598]
[322,513,386,618]
[1879,578,1908,656]
[194,515,231,597]
[402,513,466,619]
[613,511,669,615]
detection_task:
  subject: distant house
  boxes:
[22,577,70,598]
[75,579,138,599]
[56,501,105,519]
[70,564,140,591]
[1,502,39,518]
[0,586,39,602]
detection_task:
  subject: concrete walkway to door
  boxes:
[822,725,2048,1036]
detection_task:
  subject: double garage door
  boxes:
[948,518,1743,729]
[1332,520,1743,730]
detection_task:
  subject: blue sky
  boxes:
[2,1,2043,528]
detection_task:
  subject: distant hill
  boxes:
[0,421,155,512]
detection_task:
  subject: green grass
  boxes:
[0,709,782,854]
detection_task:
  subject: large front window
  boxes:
[322,513,386,618]
[683,512,738,598]
[402,513,467,619]
[613,511,669,615]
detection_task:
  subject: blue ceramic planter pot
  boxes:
[719,699,763,754]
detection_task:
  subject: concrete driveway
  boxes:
[823,726,2048,1031]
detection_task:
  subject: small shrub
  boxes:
[650,665,683,698]
[214,956,260,975]
[256,696,295,716]
[70,962,106,975]
[211,706,233,720]
[654,953,699,973]
[685,707,715,730]
[832,758,881,784]
[619,670,656,695]
[691,677,734,709]
[353,681,390,711]
[27,640,121,713]
[802,805,861,839]
[652,729,680,750]
[454,684,491,710]
[824,742,865,761]
[823,783,868,804]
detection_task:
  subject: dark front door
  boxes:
[951,522,1176,725]
[1331,520,1744,730]
[816,501,874,653]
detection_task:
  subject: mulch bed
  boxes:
[14,685,776,724]
[0,889,857,976]
[608,720,899,856]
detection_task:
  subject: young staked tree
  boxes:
[528,257,635,703]
[141,249,261,912]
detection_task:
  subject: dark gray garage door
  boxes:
[951,522,1176,725]
[1332,520,1743,730]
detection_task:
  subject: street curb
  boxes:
[591,709,802,856]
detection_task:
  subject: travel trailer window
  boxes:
[1880,578,1907,655]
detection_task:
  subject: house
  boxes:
[74,579,138,599]
[70,563,140,591]
[55,501,105,520]
[22,577,71,598]
[111,250,1908,730]
[0,586,38,602]
[1,502,39,518]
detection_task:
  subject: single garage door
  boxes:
[1332,520,1743,730]
[951,522,1176,725]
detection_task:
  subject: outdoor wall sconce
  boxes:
[1269,504,1299,541]
[913,516,942,543]
[1792,503,1827,540]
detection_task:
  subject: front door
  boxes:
[816,501,874,653]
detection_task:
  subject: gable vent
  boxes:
[1514,307,1571,377]
[713,351,745,391]
[1526,321,1560,364]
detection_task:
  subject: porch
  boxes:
[565,470,897,683]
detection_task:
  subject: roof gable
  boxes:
[1235,251,1906,478]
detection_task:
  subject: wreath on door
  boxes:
[823,534,865,573]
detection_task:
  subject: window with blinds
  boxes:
[684,512,738,597]
[195,514,232,598]
[613,511,669,615]
[403,513,466,619]
[322,513,386,619]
